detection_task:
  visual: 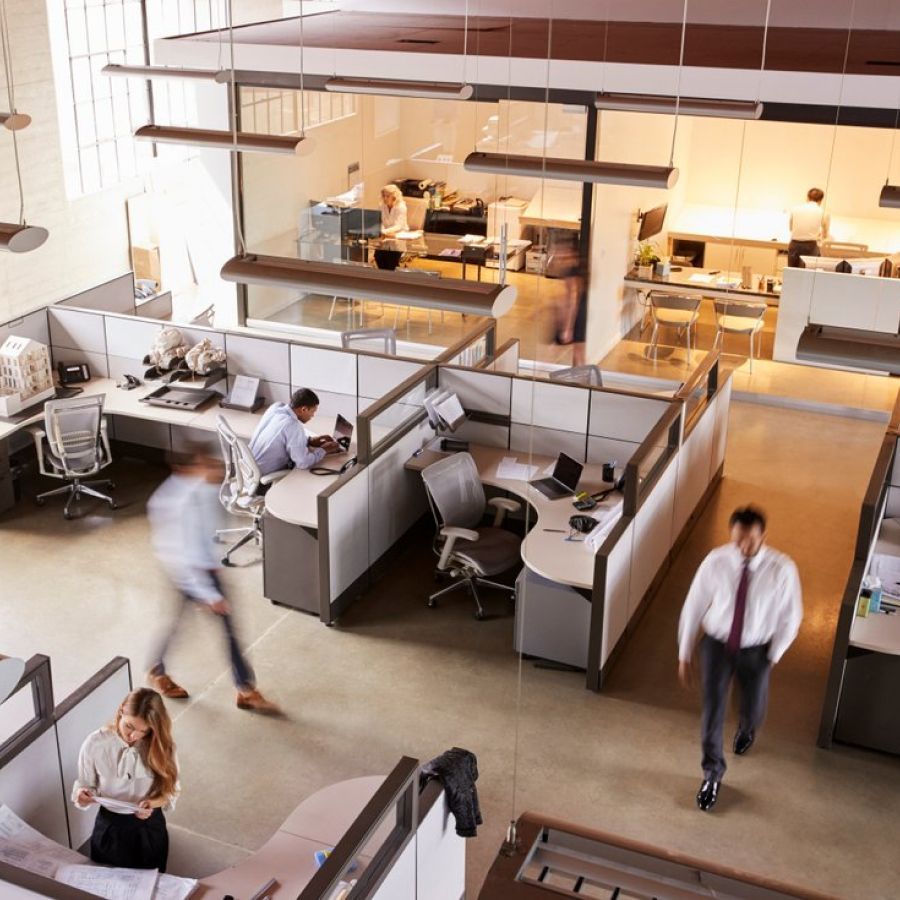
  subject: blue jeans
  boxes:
[150,573,255,690]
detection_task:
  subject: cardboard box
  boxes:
[132,244,161,287]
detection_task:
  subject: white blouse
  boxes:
[71,728,179,813]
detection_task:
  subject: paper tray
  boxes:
[140,385,219,411]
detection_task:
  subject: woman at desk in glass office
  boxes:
[380,184,409,236]
[72,688,179,871]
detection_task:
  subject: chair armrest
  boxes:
[260,468,291,486]
[29,427,49,476]
[100,417,113,465]
[488,496,521,526]
[437,525,479,570]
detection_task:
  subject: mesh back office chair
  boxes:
[421,452,521,619]
[648,293,701,358]
[549,365,603,387]
[713,300,767,373]
[30,396,116,519]
[215,415,290,566]
[340,327,397,355]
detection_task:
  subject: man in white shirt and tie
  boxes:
[788,187,830,267]
[678,506,802,812]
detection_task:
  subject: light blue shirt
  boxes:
[147,474,223,603]
[248,402,325,476]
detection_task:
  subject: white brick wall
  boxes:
[0,0,135,322]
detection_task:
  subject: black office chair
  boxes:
[374,248,403,270]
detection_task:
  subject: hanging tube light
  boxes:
[0,223,49,253]
[324,77,473,100]
[879,184,900,208]
[464,151,678,189]
[103,64,223,81]
[0,111,29,130]
[220,255,518,318]
[134,125,311,155]
[595,92,762,120]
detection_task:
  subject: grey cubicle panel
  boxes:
[491,338,520,374]
[58,273,135,315]
[587,389,672,467]
[54,659,132,852]
[0,308,51,348]
[291,343,358,422]
[48,306,109,378]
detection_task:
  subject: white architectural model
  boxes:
[0,336,55,417]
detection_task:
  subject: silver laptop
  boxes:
[333,414,353,449]
[529,452,583,500]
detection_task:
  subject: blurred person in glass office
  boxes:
[72,688,178,871]
[249,388,341,483]
[380,183,409,236]
[677,506,802,813]
[787,187,830,267]
[551,234,588,366]
[146,445,281,715]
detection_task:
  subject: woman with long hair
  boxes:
[72,688,179,870]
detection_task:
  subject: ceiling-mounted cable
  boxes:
[879,81,900,207]
[668,0,689,167]
[298,0,305,136]
[227,0,246,256]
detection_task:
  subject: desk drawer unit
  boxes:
[262,512,320,615]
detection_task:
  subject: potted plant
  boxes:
[635,241,660,279]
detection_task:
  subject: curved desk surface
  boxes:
[197,775,386,898]
[849,611,900,656]
[408,444,622,590]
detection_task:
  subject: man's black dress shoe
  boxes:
[733,730,755,755]
[696,779,720,811]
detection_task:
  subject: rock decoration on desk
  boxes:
[143,327,189,379]
[184,338,226,376]
[143,328,227,386]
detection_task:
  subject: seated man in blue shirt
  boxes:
[249,387,341,478]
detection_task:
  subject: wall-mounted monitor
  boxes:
[638,204,667,242]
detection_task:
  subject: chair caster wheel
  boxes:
[222,557,234,567]
[108,481,116,490]
[63,510,74,520]
[426,599,437,608]
[474,610,485,621]
[35,497,45,506]
[109,502,118,510]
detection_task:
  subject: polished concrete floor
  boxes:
[2,403,900,897]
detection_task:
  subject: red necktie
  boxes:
[726,560,751,655]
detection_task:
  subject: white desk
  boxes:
[849,611,900,655]
[623,267,779,308]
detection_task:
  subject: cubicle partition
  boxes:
[819,392,900,754]
[587,354,731,689]
[0,655,132,854]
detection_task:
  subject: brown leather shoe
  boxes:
[147,670,189,699]
[236,688,282,716]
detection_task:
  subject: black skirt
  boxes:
[90,806,168,872]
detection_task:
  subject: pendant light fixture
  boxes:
[0,110,28,130]
[463,151,679,188]
[220,255,518,318]
[880,184,900,208]
[134,125,310,155]
[324,77,473,100]
[102,64,223,81]
[595,93,762,120]
[0,0,47,253]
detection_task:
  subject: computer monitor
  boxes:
[343,207,382,240]
[552,452,583,491]
[638,204,667,242]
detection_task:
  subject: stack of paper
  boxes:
[56,864,158,900]
[497,456,538,480]
[0,805,85,878]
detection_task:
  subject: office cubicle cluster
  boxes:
[819,392,900,755]
[0,658,464,897]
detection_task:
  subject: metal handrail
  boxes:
[434,317,495,365]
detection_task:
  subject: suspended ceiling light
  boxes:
[134,125,313,155]
[881,184,900,208]
[0,111,29,130]
[103,64,222,81]
[0,223,48,252]
[324,77,473,100]
[220,254,517,318]
[797,324,900,375]
[464,151,678,189]
[595,93,763,120]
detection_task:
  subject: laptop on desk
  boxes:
[529,452,583,500]
[332,414,353,449]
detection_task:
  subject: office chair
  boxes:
[340,327,397,355]
[549,365,603,387]
[648,293,701,359]
[713,300,767,373]
[421,452,522,619]
[30,396,116,519]
[215,415,290,566]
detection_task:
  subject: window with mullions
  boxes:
[240,88,357,136]
[48,0,227,197]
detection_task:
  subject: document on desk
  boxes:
[497,456,539,480]
[0,804,85,877]
[56,863,158,900]
[153,873,200,900]
[688,273,714,284]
